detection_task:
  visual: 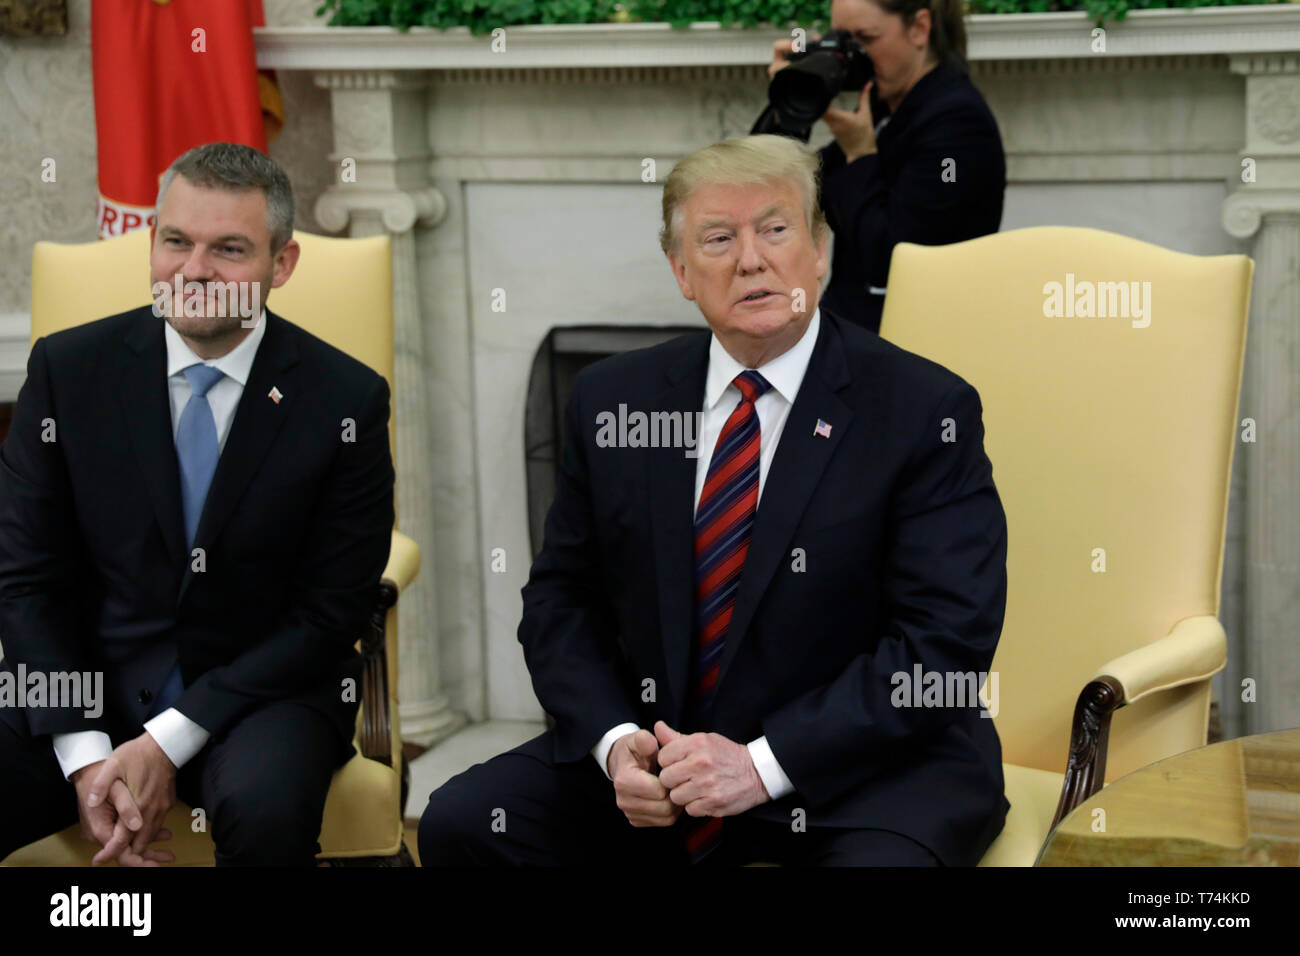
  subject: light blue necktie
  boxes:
[177,364,227,550]
[146,363,226,720]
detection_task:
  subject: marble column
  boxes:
[314,69,463,748]
[1221,53,1300,737]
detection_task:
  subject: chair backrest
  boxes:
[878,226,1252,783]
[30,228,395,459]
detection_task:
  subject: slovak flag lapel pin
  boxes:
[269,386,283,404]
[814,418,832,439]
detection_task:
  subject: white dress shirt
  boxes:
[51,309,268,779]
[592,308,823,802]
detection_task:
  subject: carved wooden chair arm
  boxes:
[1052,615,1227,827]
[358,530,420,764]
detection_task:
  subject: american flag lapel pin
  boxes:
[268,386,283,404]
[814,418,832,439]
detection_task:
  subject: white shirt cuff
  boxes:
[143,708,210,770]
[747,735,795,801]
[51,731,114,781]
[592,722,641,780]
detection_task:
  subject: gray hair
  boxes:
[659,134,829,257]
[155,142,295,254]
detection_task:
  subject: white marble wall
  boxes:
[468,183,710,719]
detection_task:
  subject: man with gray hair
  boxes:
[0,142,395,866]
[420,134,1009,866]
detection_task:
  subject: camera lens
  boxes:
[771,56,847,125]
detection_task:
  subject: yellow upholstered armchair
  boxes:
[1,228,419,866]
[877,226,1252,866]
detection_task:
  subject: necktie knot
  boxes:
[183,363,225,398]
[733,370,771,404]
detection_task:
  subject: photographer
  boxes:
[769,0,1005,333]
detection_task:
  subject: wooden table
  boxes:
[1037,728,1300,866]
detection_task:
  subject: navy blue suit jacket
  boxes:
[518,307,1010,866]
[0,306,394,751]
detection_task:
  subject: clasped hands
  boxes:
[608,720,770,827]
[70,732,178,866]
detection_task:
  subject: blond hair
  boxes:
[659,134,829,256]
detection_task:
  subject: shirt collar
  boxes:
[704,307,820,410]
[164,307,267,386]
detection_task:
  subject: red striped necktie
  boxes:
[684,369,772,863]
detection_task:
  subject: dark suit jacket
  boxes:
[518,306,1009,865]
[818,63,1006,334]
[0,306,394,753]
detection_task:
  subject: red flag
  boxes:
[91,0,284,239]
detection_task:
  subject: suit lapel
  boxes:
[647,333,710,726]
[119,309,187,566]
[713,311,856,694]
[176,309,300,606]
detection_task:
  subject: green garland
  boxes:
[314,0,1287,35]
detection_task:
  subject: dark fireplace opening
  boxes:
[525,325,702,560]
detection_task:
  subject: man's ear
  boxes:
[667,250,696,302]
[270,238,301,290]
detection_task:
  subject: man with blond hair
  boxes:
[420,134,1009,866]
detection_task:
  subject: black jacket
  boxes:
[0,307,394,749]
[818,62,1006,334]
[518,307,1010,866]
